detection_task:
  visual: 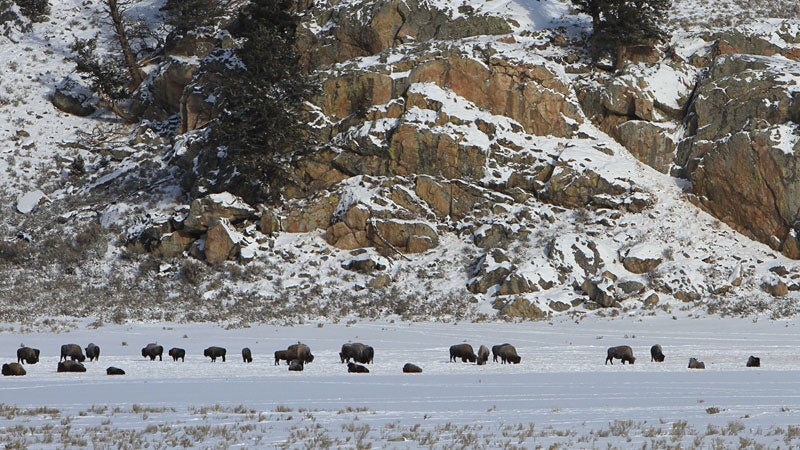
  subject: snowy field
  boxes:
[1,315,800,448]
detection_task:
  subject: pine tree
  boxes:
[206,0,318,204]
[568,0,671,62]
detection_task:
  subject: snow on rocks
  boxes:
[15,189,49,214]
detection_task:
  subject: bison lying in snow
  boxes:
[403,363,423,373]
[347,362,369,373]
[106,366,125,375]
[16,347,39,364]
[288,359,304,371]
[477,345,490,365]
[142,343,164,361]
[650,344,665,362]
[688,357,705,369]
[2,362,26,376]
[85,343,100,362]
[495,344,521,364]
[449,344,477,363]
[242,348,253,363]
[60,344,85,362]
[168,347,185,362]
[747,356,760,367]
[605,345,635,365]
[57,360,86,373]
[204,346,227,362]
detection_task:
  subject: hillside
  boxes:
[1,0,800,327]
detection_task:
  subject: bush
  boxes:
[14,0,49,22]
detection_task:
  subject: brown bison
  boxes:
[85,343,100,362]
[650,344,665,362]
[204,346,227,362]
[402,363,423,373]
[168,347,185,362]
[287,343,314,364]
[496,344,521,364]
[492,343,510,362]
[340,343,365,363]
[450,344,477,363]
[347,362,369,373]
[2,362,26,376]
[476,345,490,365]
[106,366,125,375]
[688,357,705,369]
[142,343,164,361]
[242,348,253,363]
[16,347,39,364]
[274,350,291,365]
[746,356,760,367]
[60,344,86,362]
[57,360,86,372]
[288,359,304,371]
[605,345,635,365]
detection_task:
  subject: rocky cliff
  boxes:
[3,0,800,324]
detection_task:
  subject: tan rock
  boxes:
[183,192,256,234]
[205,220,240,264]
[497,298,547,319]
[260,209,281,235]
[155,231,194,258]
[344,205,371,231]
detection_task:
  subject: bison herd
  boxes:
[604,344,760,370]
[1,340,766,377]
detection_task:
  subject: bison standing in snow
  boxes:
[16,347,39,364]
[168,347,185,362]
[60,344,85,362]
[650,344,665,362]
[605,345,635,365]
[204,346,226,362]
[495,344,521,364]
[476,345,490,365]
[85,343,100,362]
[242,347,253,363]
[449,344,477,363]
[142,343,164,361]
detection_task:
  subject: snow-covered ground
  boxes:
[2,316,800,448]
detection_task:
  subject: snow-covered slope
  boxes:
[1,0,800,326]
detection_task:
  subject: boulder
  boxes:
[622,245,663,274]
[582,276,617,307]
[615,121,677,174]
[204,219,241,264]
[763,277,789,297]
[342,253,388,274]
[498,272,538,296]
[496,297,547,319]
[369,219,438,253]
[183,192,256,234]
[548,300,571,312]
[155,231,194,258]
[52,76,96,117]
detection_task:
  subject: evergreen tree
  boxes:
[568,0,671,61]
[206,0,318,204]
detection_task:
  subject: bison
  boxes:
[287,343,313,364]
[340,343,365,363]
[106,366,125,375]
[288,359,304,371]
[16,347,39,364]
[274,350,291,365]
[57,360,86,373]
[477,345,490,365]
[2,362,26,376]
[347,362,369,373]
[746,356,760,367]
[359,345,374,364]
[492,343,510,363]
[85,343,100,362]
[242,347,253,363]
[688,357,705,369]
[142,343,164,361]
[650,344,665,362]
[605,345,635,365]
[60,344,86,362]
[204,346,226,362]
[450,344,477,363]
[402,363,423,373]
[496,344,521,364]
[168,347,185,362]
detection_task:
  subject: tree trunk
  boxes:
[106,0,144,90]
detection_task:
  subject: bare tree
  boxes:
[104,0,144,89]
